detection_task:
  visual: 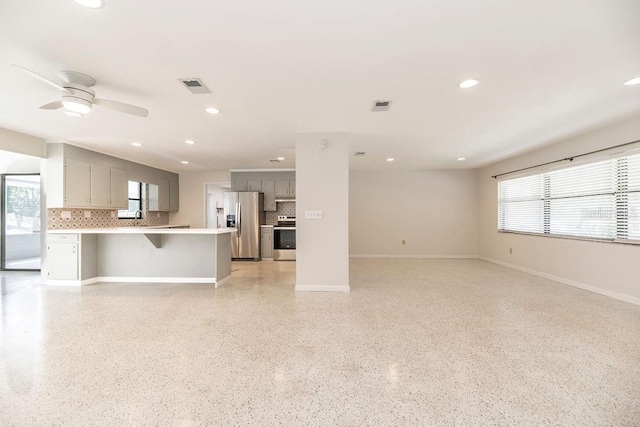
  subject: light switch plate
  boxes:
[305,210,323,219]
[61,210,71,219]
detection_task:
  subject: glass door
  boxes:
[1,174,41,270]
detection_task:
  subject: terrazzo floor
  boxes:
[1,259,639,426]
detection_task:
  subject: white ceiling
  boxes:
[0,0,639,172]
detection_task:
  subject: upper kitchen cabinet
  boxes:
[149,178,179,211]
[231,180,247,191]
[275,180,295,198]
[247,180,262,191]
[64,158,91,207]
[110,168,129,209]
[90,163,111,208]
[262,180,276,211]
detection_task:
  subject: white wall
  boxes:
[170,171,230,228]
[296,133,349,292]
[0,127,46,158]
[350,169,478,257]
[478,114,640,304]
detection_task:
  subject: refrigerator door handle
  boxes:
[237,202,241,237]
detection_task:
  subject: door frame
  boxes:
[1,173,42,271]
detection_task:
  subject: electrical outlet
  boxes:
[111,211,116,218]
[84,211,91,218]
[157,212,160,218]
[61,210,71,219]
[402,240,406,245]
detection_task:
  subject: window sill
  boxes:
[498,230,640,246]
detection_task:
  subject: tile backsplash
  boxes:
[47,184,170,229]
[265,202,295,225]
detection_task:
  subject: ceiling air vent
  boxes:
[178,78,211,94]
[353,152,366,156]
[372,100,392,112]
[269,159,281,163]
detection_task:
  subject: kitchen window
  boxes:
[498,153,640,243]
[118,181,143,219]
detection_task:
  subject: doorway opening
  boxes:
[205,182,230,229]
[1,174,41,270]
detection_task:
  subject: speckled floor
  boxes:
[1,259,639,426]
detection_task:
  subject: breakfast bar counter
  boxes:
[46,228,232,287]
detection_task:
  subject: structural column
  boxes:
[295,132,350,292]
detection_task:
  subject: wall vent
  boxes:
[372,100,392,112]
[353,152,366,156]
[178,78,211,94]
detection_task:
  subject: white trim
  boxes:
[479,256,640,306]
[229,168,295,172]
[350,254,477,259]
[215,275,232,288]
[44,277,99,286]
[295,285,350,292]
[97,277,217,284]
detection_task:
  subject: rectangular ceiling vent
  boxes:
[372,100,392,112]
[269,159,281,163]
[353,152,366,156]
[178,78,211,94]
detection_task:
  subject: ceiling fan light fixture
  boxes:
[73,0,104,8]
[64,111,82,117]
[624,76,640,86]
[62,98,92,115]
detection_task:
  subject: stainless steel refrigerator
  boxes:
[223,192,265,260]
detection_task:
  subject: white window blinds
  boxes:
[498,152,640,243]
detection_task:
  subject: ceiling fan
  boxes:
[12,64,149,118]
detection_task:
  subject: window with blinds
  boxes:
[498,152,640,243]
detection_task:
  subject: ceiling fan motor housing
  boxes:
[61,83,95,114]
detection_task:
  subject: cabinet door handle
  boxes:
[72,246,76,254]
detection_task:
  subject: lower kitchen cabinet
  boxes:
[47,234,79,280]
[261,227,273,259]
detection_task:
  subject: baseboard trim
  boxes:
[350,254,478,259]
[295,285,350,292]
[215,275,231,288]
[479,256,640,306]
[97,277,217,284]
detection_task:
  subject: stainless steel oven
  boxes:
[273,216,296,261]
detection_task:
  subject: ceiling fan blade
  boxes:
[94,98,149,117]
[39,100,64,110]
[12,64,71,94]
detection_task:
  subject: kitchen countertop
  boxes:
[48,227,233,235]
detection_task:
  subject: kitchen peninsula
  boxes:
[46,228,232,287]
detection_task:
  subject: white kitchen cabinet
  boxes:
[90,163,111,208]
[47,234,79,280]
[261,227,273,259]
[64,158,91,207]
[232,180,248,191]
[169,180,179,211]
[262,180,276,211]
[159,178,170,210]
[275,180,296,197]
[110,167,129,209]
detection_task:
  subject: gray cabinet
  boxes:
[149,179,179,211]
[261,227,273,259]
[110,167,129,209]
[169,180,179,211]
[47,234,79,280]
[64,158,91,207]
[232,180,248,191]
[262,180,276,211]
[247,180,262,191]
[275,180,296,197]
[90,163,111,208]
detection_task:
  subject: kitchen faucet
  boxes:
[133,210,143,226]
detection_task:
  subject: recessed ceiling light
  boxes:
[457,157,466,161]
[458,79,479,89]
[624,76,640,86]
[185,140,196,145]
[277,157,285,161]
[73,0,104,9]
[181,160,189,164]
[205,107,221,114]
[386,158,395,162]
[64,111,82,117]
[131,142,143,147]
